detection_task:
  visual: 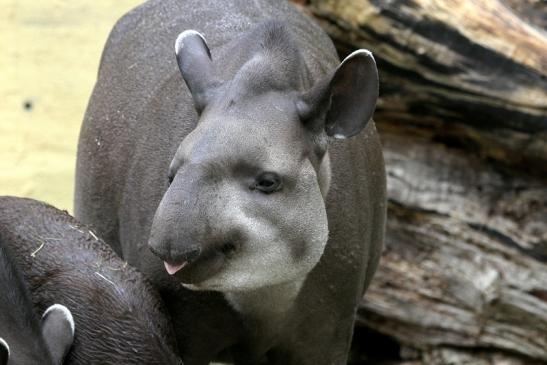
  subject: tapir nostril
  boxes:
[148,243,163,258]
[220,242,236,256]
[176,246,201,263]
[148,239,202,265]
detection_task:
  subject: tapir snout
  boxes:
[148,164,243,282]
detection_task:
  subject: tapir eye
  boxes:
[167,173,175,185]
[251,172,283,194]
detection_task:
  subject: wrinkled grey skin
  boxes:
[75,1,386,364]
[0,227,74,365]
[0,197,182,365]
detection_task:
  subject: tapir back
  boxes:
[0,197,181,365]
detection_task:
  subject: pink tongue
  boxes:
[164,261,187,275]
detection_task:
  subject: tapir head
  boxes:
[148,22,378,292]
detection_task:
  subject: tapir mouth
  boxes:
[164,261,187,275]
[163,247,225,284]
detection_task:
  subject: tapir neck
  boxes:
[224,278,304,327]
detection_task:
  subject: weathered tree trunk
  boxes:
[296,0,547,172]
[356,129,547,364]
[292,0,547,364]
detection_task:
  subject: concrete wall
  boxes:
[0,0,142,211]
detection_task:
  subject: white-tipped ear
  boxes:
[175,30,219,112]
[41,304,75,365]
[175,30,208,56]
[297,49,379,139]
[0,338,9,365]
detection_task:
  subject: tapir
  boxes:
[0,227,74,365]
[75,0,386,364]
[0,197,182,365]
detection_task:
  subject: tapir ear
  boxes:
[297,49,379,139]
[0,338,9,365]
[41,304,75,365]
[175,30,219,112]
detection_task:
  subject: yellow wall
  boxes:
[0,0,142,212]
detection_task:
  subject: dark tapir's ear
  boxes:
[0,338,9,365]
[41,304,75,365]
[175,30,219,112]
[297,49,379,139]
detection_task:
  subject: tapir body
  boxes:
[75,0,386,364]
[0,213,74,365]
[0,197,181,365]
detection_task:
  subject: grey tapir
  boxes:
[0,197,182,365]
[0,229,74,365]
[75,0,386,364]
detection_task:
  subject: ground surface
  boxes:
[0,0,142,211]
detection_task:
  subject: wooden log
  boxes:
[294,0,547,173]
[419,347,545,365]
[355,126,547,362]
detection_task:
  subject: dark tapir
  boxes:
[75,0,386,364]
[0,229,74,365]
[0,197,182,365]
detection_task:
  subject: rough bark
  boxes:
[296,0,547,174]
[356,126,547,364]
[291,0,547,364]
